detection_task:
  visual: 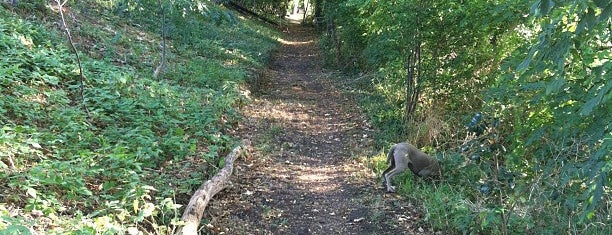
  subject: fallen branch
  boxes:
[178,140,251,234]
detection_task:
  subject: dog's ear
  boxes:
[416,160,441,177]
[402,144,439,177]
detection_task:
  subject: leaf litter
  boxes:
[202,24,433,235]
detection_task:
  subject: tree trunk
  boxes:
[178,140,251,234]
[293,0,300,14]
[302,0,309,22]
[327,16,340,67]
[313,0,322,20]
[405,43,421,118]
[153,0,167,79]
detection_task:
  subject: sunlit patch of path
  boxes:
[204,23,430,235]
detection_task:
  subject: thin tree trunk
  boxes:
[313,0,322,21]
[293,0,300,14]
[327,17,340,66]
[405,43,421,118]
[154,0,167,78]
[413,43,421,113]
[302,0,309,22]
[55,0,87,112]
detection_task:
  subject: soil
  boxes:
[203,24,433,235]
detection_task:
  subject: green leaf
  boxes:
[42,74,60,86]
[518,45,539,72]
[174,127,185,136]
[592,175,604,207]
[218,158,225,168]
[531,0,554,16]
[80,189,93,196]
[545,78,565,95]
[579,81,611,116]
[576,8,598,34]
[4,225,32,235]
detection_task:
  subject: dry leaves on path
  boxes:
[202,24,433,235]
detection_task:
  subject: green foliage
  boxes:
[324,0,610,233]
[1,0,279,233]
[323,0,530,142]
[241,0,289,19]
[491,0,611,231]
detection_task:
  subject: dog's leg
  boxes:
[383,145,409,193]
[382,146,396,189]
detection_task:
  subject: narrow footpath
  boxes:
[203,24,432,234]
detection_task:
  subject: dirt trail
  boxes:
[204,24,430,234]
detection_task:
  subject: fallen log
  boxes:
[178,140,250,234]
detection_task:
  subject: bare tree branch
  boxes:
[55,0,87,112]
[154,0,167,78]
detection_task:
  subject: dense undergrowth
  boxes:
[0,0,279,233]
[322,0,610,234]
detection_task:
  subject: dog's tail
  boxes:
[387,144,397,165]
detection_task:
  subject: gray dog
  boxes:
[383,143,441,192]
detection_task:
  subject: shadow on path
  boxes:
[203,24,431,235]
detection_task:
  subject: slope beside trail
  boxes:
[203,24,433,234]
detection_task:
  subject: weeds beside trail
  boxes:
[203,24,433,234]
[0,3,278,233]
